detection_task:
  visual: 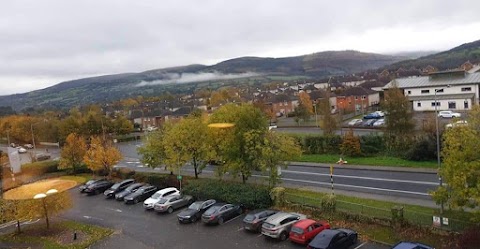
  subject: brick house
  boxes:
[336,87,379,114]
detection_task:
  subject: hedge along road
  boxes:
[116,142,440,208]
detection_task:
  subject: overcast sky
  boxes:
[1,0,480,95]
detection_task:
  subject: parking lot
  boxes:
[61,190,389,249]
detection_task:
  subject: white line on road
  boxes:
[237,227,244,232]
[223,215,243,225]
[83,215,104,220]
[353,242,368,249]
[106,207,123,213]
[282,170,438,186]
[0,221,17,229]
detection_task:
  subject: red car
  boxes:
[289,219,331,245]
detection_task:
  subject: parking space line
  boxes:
[223,215,243,225]
[237,227,244,232]
[353,242,368,249]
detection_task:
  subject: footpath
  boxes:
[289,161,438,173]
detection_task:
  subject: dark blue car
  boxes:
[391,241,434,249]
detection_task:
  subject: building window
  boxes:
[435,89,444,93]
[448,102,456,109]
[355,96,358,100]
[361,96,366,100]
[461,87,472,92]
[431,102,440,107]
[464,101,469,109]
[421,90,430,94]
[417,102,421,107]
[407,90,411,95]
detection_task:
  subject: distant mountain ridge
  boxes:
[0,50,402,111]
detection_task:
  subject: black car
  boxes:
[307,228,357,249]
[115,183,144,201]
[201,203,243,225]
[124,185,158,204]
[104,179,135,198]
[177,199,216,223]
[84,180,114,195]
[79,179,104,193]
[243,209,277,232]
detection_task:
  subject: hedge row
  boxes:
[297,134,385,156]
[183,179,272,210]
[21,160,60,176]
[112,167,193,189]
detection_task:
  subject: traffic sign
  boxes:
[177,175,183,181]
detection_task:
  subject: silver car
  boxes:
[261,212,306,241]
[153,195,194,213]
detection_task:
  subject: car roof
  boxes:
[155,187,178,194]
[292,219,316,229]
[310,229,340,247]
[392,241,433,249]
[265,212,300,224]
[120,179,134,183]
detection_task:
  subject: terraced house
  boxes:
[383,70,480,111]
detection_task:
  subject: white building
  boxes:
[383,70,480,111]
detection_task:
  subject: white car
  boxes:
[143,187,180,210]
[347,119,363,126]
[17,147,27,154]
[24,144,34,149]
[446,120,468,128]
[374,111,385,117]
[438,111,461,118]
[373,119,385,127]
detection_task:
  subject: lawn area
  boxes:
[298,154,438,168]
[284,188,476,231]
[0,220,113,249]
[59,174,92,184]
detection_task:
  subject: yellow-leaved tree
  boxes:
[59,133,87,174]
[84,136,122,178]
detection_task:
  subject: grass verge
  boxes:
[0,220,113,249]
[59,174,92,184]
[299,154,438,168]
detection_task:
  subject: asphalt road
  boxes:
[116,142,439,207]
[275,127,382,136]
[60,190,389,249]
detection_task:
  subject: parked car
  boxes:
[24,144,34,149]
[79,179,104,193]
[438,110,461,118]
[243,209,277,232]
[124,185,158,204]
[177,199,216,223]
[307,228,357,249]
[83,180,114,195]
[373,119,385,127]
[445,120,468,128]
[391,241,434,249]
[115,183,144,201]
[347,119,363,126]
[104,179,135,198]
[261,212,307,241]
[289,219,331,245]
[363,112,382,119]
[362,119,376,127]
[143,187,180,209]
[154,194,194,213]
[10,143,17,148]
[201,203,243,225]
[35,153,51,161]
[374,111,385,117]
[17,147,27,154]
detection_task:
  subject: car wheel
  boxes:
[134,198,139,204]
[167,207,174,214]
[352,234,358,244]
[279,231,288,241]
[191,216,197,223]
[218,217,224,225]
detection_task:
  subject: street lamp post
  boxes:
[434,88,446,214]
[33,189,58,229]
[313,100,318,128]
[30,123,37,160]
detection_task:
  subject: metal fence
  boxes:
[284,192,476,232]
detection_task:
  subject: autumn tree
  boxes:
[382,82,414,153]
[138,124,171,170]
[209,103,268,183]
[317,91,337,135]
[244,131,301,187]
[162,114,215,178]
[340,130,362,156]
[294,92,314,123]
[432,105,480,219]
[84,136,122,177]
[59,133,87,174]
[113,115,134,135]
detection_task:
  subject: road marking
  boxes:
[106,207,123,213]
[0,221,17,229]
[282,169,438,186]
[353,242,368,249]
[237,227,244,231]
[223,215,242,225]
[21,219,40,225]
[253,175,430,196]
[257,234,263,237]
[83,215,104,220]
[126,161,140,164]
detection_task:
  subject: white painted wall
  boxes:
[403,84,478,98]
[412,99,472,111]
[368,93,380,106]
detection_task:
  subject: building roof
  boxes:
[384,72,480,89]
[337,86,376,97]
[407,93,474,101]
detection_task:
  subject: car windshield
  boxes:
[188,202,202,210]
[244,214,255,221]
[125,185,138,191]
[110,183,121,190]
[263,222,275,229]
[151,192,162,199]
[204,206,220,215]
[291,226,304,234]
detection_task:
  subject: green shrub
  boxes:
[360,134,385,155]
[270,187,286,206]
[21,160,60,175]
[321,194,336,212]
[403,137,437,161]
[304,135,342,154]
[340,131,362,157]
[183,179,272,209]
